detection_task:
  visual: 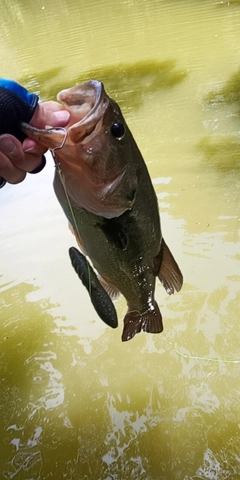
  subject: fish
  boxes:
[22,80,183,342]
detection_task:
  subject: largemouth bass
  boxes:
[22,80,183,341]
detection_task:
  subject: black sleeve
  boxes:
[0,87,39,142]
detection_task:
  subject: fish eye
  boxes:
[111,122,125,139]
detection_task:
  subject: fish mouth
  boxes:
[21,80,109,149]
[57,80,109,143]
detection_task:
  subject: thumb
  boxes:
[30,101,70,129]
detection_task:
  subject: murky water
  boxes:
[0,0,240,478]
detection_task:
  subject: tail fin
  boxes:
[121,301,163,342]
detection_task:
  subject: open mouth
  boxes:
[57,80,109,143]
[20,81,110,149]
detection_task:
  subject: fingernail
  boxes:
[23,140,37,152]
[24,147,34,152]
[53,110,70,122]
[0,137,16,155]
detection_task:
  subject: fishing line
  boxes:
[163,337,240,364]
[126,313,239,364]
[50,129,92,297]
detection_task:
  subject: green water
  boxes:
[0,1,240,478]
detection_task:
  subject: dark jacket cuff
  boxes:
[0,86,39,141]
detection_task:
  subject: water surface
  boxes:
[0,1,240,479]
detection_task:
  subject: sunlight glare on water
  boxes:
[0,0,240,479]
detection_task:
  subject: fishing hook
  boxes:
[49,127,68,167]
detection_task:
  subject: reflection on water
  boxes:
[205,67,240,107]
[0,0,240,478]
[199,136,240,172]
[20,59,188,112]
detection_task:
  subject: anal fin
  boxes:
[98,275,120,300]
[157,238,183,295]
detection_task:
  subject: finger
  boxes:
[22,139,49,173]
[30,102,70,129]
[0,134,24,162]
[0,134,45,174]
[22,138,47,154]
[28,155,46,174]
[0,150,26,184]
[20,151,47,173]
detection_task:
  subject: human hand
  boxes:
[0,101,70,185]
[0,79,70,186]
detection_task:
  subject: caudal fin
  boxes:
[121,301,163,342]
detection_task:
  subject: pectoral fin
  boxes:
[156,239,183,294]
[101,217,129,251]
[69,247,118,329]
